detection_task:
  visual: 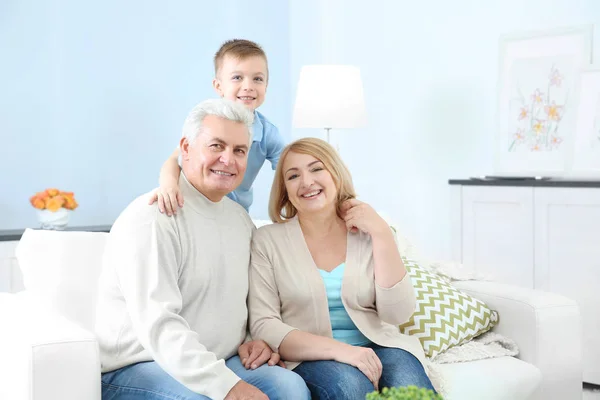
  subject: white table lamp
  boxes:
[292,65,367,143]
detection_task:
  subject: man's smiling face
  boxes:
[180,114,250,202]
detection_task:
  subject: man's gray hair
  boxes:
[182,98,254,144]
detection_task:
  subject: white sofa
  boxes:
[0,228,583,400]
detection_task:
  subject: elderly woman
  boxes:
[248,138,437,399]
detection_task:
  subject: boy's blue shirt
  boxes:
[226,110,285,211]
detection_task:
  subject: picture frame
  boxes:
[494,25,593,176]
[570,67,600,176]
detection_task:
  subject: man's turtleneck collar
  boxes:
[179,171,225,218]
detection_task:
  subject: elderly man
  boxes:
[95,99,309,400]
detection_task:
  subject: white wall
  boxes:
[289,0,600,261]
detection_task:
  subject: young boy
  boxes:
[149,39,285,214]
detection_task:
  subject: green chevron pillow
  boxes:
[399,257,499,358]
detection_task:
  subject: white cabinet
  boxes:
[533,188,600,385]
[451,182,600,385]
[0,241,23,293]
[460,186,535,288]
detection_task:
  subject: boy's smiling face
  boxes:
[213,54,268,112]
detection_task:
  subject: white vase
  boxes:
[37,208,70,230]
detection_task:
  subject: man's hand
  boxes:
[238,340,285,369]
[224,381,268,400]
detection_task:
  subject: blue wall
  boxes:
[0,0,290,229]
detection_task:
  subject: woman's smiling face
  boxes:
[282,151,338,216]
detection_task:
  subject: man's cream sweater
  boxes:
[95,172,254,400]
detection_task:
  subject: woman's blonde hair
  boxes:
[269,137,356,223]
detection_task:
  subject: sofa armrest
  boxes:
[0,292,101,400]
[453,281,582,400]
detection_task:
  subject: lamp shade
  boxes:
[292,65,367,129]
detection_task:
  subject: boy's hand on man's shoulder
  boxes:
[148,184,184,217]
[238,339,286,369]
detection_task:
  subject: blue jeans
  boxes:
[293,343,435,400]
[101,356,310,400]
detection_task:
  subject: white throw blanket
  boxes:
[431,331,519,364]
[425,259,520,364]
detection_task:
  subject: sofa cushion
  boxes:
[438,356,542,400]
[15,229,108,331]
[399,257,499,358]
[0,292,101,400]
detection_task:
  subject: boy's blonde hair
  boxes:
[214,39,268,77]
[269,138,356,223]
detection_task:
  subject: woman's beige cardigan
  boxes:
[247,217,438,388]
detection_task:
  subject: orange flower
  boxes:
[30,196,45,209]
[530,89,544,104]
[533,120,545,135]
[30,188,78,211]
[544,102,563,121]
[549,67,563,87]
[550,136,563,148]
[513,129,525,142]
[45,196,65,212]
[63,194,78,210]
[518,107,529,120]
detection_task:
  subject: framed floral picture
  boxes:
[495,25,593,176]
[571,67,600,176]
